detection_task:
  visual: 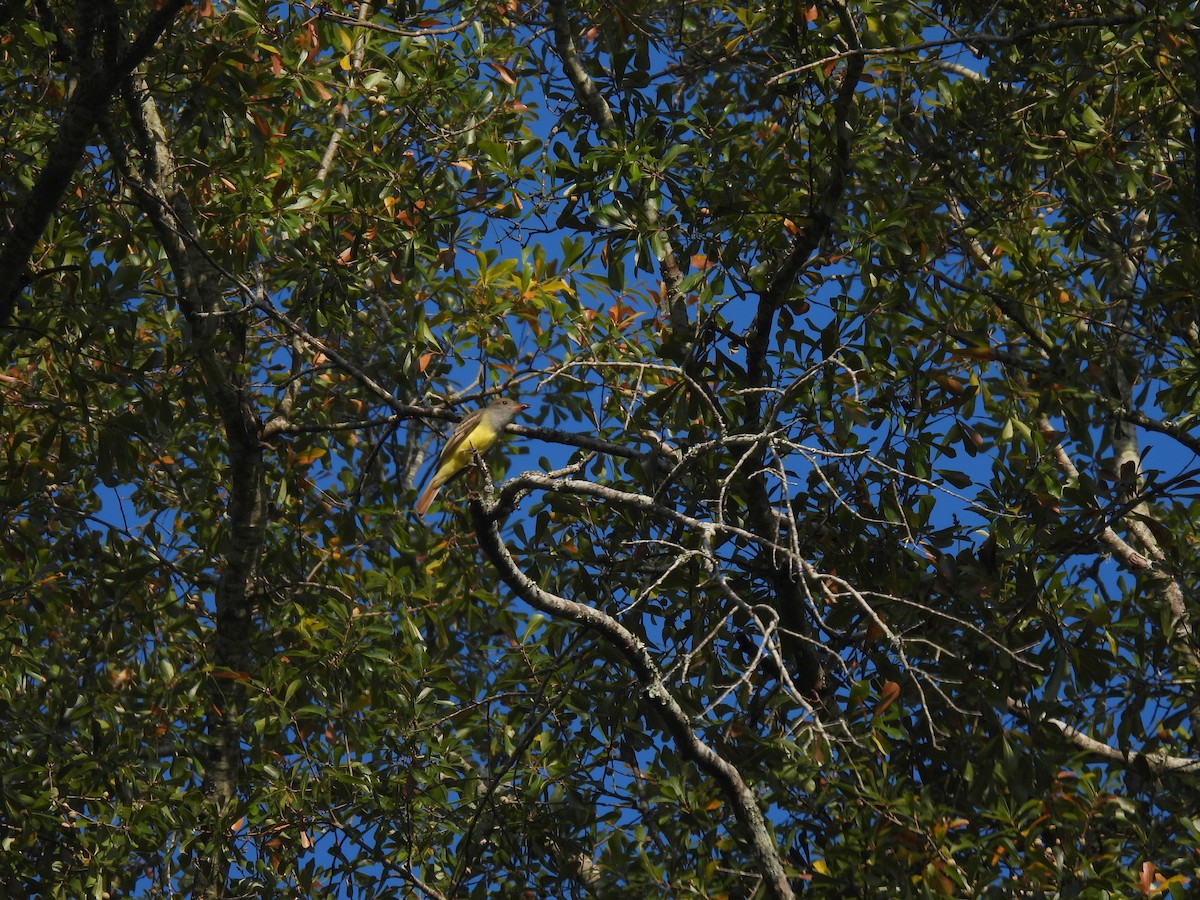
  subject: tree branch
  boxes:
[0,0,189,330]
[548,0,683,329]
[1112,407,1200,457]
[735,1,865,695]
[316,0,373,183]
[745,0,863,391]
[114,73,269,898]
[1008,699,1200,775]
[764,13,1143,86]
[1096,207,1200,741]
[1047,429,1198,692]
[470,498,796,900]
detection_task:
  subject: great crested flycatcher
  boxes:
[415,397,529,517]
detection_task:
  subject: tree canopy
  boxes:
[2,0,1199,896]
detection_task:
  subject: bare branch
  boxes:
[1008,699,1200,775]
[317,1,374,183]
[321,8,475,37]
[765,13,1143,86]
[1113,406,1200,457]
[471,498,797,900]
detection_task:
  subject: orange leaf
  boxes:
[875,680,900,717]
[294,447,326,466]
[301,22,320,53]
[931,372,965,396]
[488,61,517,85]
[1138,861,1155,894]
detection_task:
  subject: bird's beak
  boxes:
[514,403,530,412]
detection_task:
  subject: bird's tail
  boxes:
[415,479,441,517]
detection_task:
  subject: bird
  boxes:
[415,397,529,517]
